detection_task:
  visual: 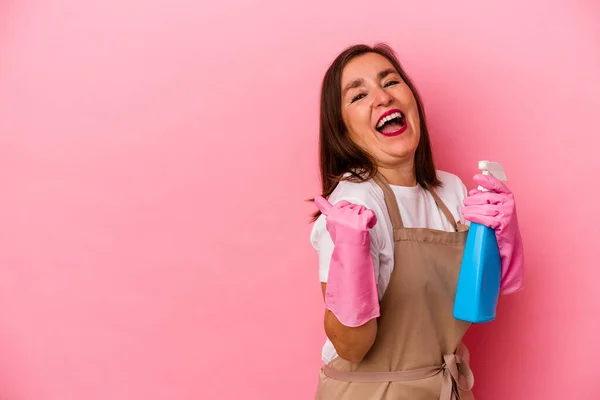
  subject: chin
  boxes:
[380,143,415,159]
[386,133,418,155]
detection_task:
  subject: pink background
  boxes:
[0,0,598,399]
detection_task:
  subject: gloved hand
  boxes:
[461,174,524,295]
[314,196,380,327]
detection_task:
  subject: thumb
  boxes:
[314,195,333,216]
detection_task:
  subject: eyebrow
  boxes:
[342,68,400,97]
[378,68,397,80]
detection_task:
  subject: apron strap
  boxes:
[373,173,459,232]
[427,187,459,232]
[373,173,404,229]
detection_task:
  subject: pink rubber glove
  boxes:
[461,174,524,295]
[314,196,380,327]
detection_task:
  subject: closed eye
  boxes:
[384,80,400,88]
[351,93,366,103]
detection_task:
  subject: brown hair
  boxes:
[311,43,441,221]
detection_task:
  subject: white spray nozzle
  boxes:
[478,160,507,192]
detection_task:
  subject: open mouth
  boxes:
[376,110,407,136]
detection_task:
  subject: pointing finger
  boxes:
[473,174,510,194]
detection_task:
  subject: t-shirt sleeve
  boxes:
[437,170,472,226]
[457,175,469,225]
[309,195,384,285]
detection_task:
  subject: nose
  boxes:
[372,86,393,108]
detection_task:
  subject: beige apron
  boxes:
[316,173,475,400]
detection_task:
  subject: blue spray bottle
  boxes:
[453,161,507,323]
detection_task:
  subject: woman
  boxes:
[309,43,524,399]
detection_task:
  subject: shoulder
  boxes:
[436,170,469,199]
[434,170,470,222]
[328,178,384,208]
[437,170,466,188]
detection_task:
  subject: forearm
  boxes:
[324,308,377,363]
[321,282,378,363]
[313,197,381,362]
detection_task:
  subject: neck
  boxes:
[378,162,417,187]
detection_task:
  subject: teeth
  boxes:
[377,112,403,129]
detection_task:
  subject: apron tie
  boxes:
[321,343,474,399]
[439,351,474,399]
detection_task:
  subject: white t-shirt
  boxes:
[309,170,469,364]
